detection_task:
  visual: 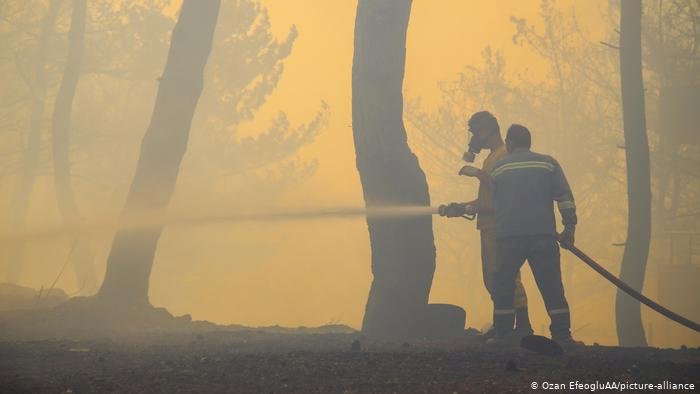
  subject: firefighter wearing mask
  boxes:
[488,124,580,345]
[439,111,533,337]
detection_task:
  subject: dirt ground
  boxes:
[2,325,699,393]
[0,294,698,393]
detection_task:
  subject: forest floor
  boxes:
[2,316,699,393]
[0,288,699,393]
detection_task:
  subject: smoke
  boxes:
[0,205,439,241]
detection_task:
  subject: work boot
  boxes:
[486,328,521,347]
[553,335,585,348]
[485,330,520,347]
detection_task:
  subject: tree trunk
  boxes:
[97,0,220,306]
[50,0,97,294]
[352,0,439,337]
[616,0,650,347]
[4,0,61,283]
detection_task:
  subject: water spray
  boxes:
[0,205,440,241]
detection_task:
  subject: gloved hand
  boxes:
[558,226,575,249]
[464,203,477,216]
[458,165,484,178]
[438,202,467,217]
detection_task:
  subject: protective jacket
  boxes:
[476,144,507,230]
[490,147,577,240]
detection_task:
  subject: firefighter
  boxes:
[489,124,580,345]
[439,111,532,337]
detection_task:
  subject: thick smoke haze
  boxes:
[1,0,698,348]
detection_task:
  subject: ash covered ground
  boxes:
[1,323,699,393]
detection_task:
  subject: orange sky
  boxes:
[247,1,608,205]
[14,1,694,348]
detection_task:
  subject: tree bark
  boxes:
[97,0,220,305]
[616,0,650,347]
[50,0,97,294]
[352,0,439,336]
[4,0,61,283]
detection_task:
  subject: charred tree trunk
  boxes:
[4,0,61,283]
[50,0,97,294]
[352,0,441,337]
[97,0,220,306]
[616,0,650,347]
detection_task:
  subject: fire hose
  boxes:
[563,244,700,333]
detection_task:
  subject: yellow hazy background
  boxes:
[4,1,698,348]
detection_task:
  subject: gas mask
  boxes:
[462,127,493,163]
[462,136,483,163]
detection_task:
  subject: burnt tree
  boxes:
[352,0,462,337]
[616,0,650,347]
[5,0,61,283]
[50,0,97,294]
[97,0,221,306]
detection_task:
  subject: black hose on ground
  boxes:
[565,244,700,333]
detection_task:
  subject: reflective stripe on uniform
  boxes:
[494,309,515,315]
[491,161,555,178]
[548,308,570,315]
[557,200,575,210]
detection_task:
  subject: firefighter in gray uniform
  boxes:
[490,124,580,345]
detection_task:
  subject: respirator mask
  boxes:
[462,124,493,163]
